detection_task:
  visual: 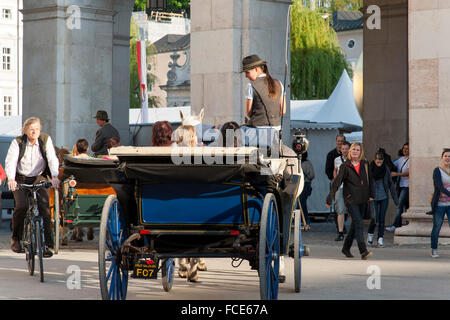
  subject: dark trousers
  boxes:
[393,187,409,227]
[12,174,52,246]
[299,182,312,226]
[368,199,389,239]
[343,204,368,254]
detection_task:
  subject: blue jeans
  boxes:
[430,206,450,249]
[393,187,409,227]
[368,198,389,239]
[299,182,312,226]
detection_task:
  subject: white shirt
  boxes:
[5,136,60,179]
[397,156,409,188]
[334,155,345,189]
[245,74,285,100]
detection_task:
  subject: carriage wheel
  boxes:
[99,195,129,300]
[294,198,302,293]
[259,193,280,300]
[161,258,175,292]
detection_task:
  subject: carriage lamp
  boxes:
[69,179,77,188]
[292,130,308,155]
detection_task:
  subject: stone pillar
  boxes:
[394,0,450,245]
[190,0,292,141]
[362,0,408,225]
[21,0,133,149]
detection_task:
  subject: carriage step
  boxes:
[138,229,239,236]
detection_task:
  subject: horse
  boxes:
[177,108,208,281]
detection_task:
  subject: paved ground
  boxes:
[1,217,449,300]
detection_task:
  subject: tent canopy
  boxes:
[290,70,362,131]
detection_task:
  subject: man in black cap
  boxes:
[91,110,120,157]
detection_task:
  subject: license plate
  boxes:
[132,258,159,279]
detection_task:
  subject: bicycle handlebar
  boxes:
[18,181,53,190]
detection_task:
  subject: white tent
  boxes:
[291,69,362,131]
[289,70,362,215]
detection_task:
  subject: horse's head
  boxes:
[180,108,204,126]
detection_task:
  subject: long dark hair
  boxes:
[260,64,279,99]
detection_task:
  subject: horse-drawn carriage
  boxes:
[61,138,308,300]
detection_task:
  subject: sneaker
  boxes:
[385,226,396,232]
[341,248,354,258]
[377,238,384,248]
[367,233,374,245]
[278,275,286,283]
[361,251,373,260]
[431,249,439,258]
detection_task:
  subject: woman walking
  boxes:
[367,152,399,248]
[427,148,450,258]
[326,142,375,260]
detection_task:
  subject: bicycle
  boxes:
[19,181,53,283]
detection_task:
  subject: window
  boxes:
[2,9,12,20]
[3,96,12,116]
[2,47,11,70]
[347,39,356,49]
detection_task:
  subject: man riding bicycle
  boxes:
[5,117,60,258]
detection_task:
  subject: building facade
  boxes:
[0,0,22,118]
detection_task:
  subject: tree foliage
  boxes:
[329,0,363,12]
[290,1,350,100]
[133,0,190,16]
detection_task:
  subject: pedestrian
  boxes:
[72,139,90,158]
[427,148,450,258]
[326,134,346,181]
[151,121,173,146]
[91,110,120,157]
[326,142,375,260]
[386,142,409,232]
[333,140,351,241]
[326,134,346,231]
[5,117,60,257]
[367,151,399,248]
[299,151,314,230]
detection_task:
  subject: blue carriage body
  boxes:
[139,182,263,226]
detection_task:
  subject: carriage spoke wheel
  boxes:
[259,193,280,300]
[162,258,175,292]
[294,198,302,293]
[99,195,128,300]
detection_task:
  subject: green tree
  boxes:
[130,18,160,109]
[290,1,351,100]
[329,0,363,12]
[167,0,190,16]
[133,0,146,12]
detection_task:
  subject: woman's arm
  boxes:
[246,99,253,117]
[434,168,450,196]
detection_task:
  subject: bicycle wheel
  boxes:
[35,219,44,282]
[23,217,35,276]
